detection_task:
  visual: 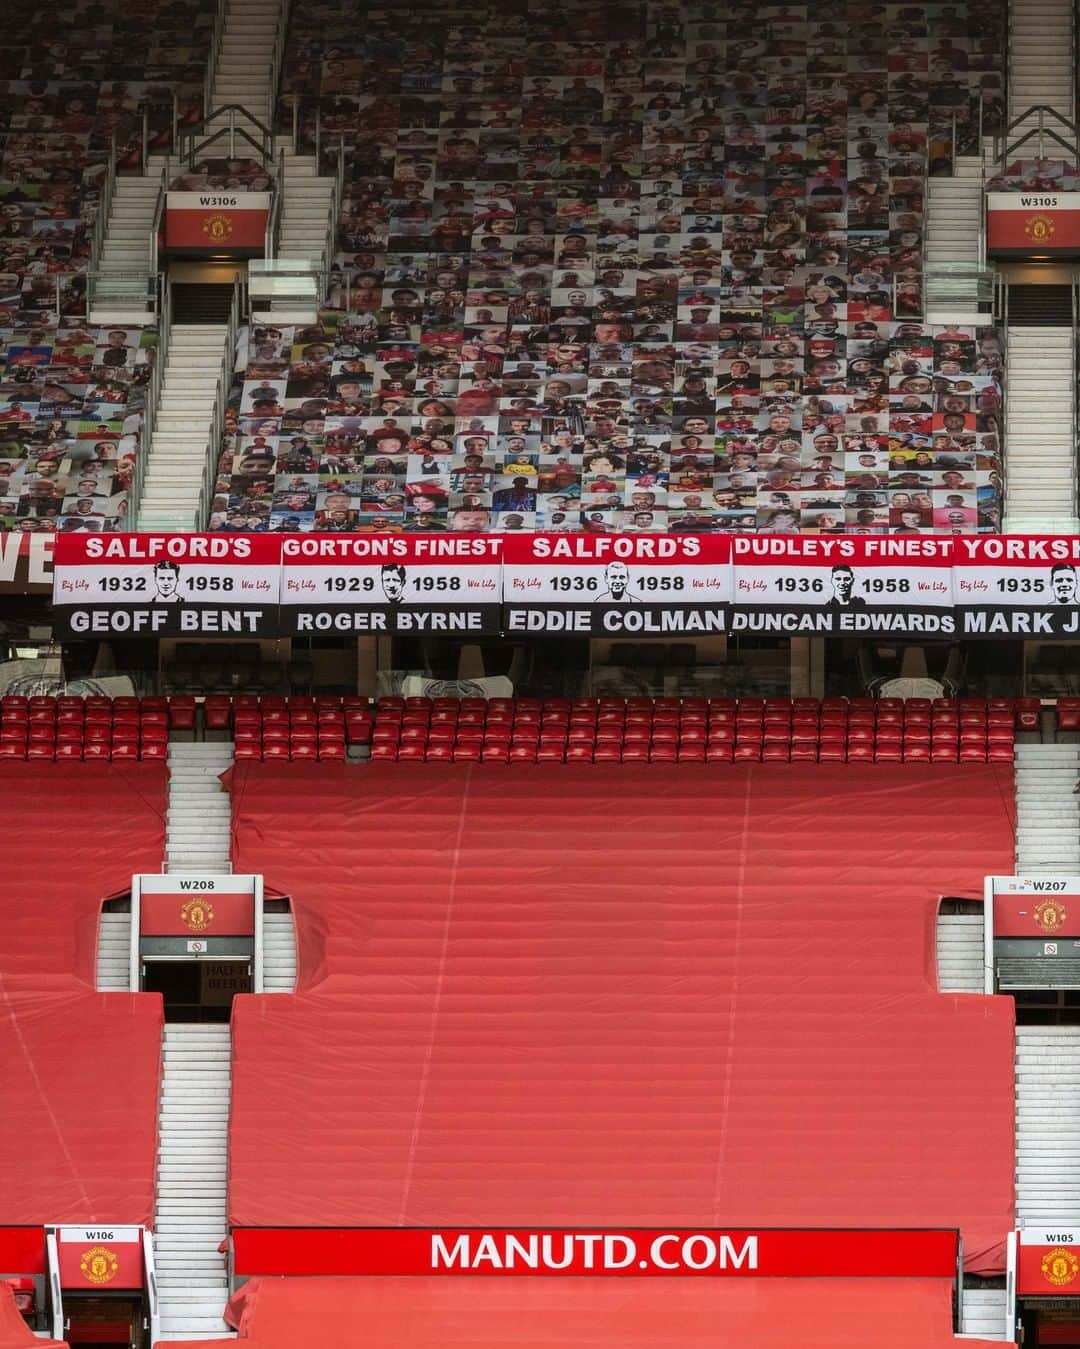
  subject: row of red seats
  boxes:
[234,740,346,762]
[0,695,196,729]
[370,742,1015,765]
[204,694,369,732]
[0,741,167,762]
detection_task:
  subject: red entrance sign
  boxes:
[164,192,270,252]
[993,885,1080,939]
[986,192,1080,255]
[232,1228,959,1279]
[56,1228,142,1291]
[1018,1231,1080,1296]
[140,890,254,937]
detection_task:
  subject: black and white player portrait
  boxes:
[380,562,407,603]
[826,562,867,609]
[1050,562,1078,605]
[598,559,639,603]
[153,559,183,603]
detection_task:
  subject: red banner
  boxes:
[56,1227,142,1291]
[231,1228,959,1279]
[0,1229,45,1275]
[164,192,269,252]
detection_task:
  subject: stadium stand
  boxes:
[206,0,1008,536]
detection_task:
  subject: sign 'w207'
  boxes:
[48,533,1080,640]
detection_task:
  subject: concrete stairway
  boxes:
[263,908,297,991]
[925,156,982,267]
[1003,328,1079,533]
[1014,743,1080,873]
[1016,1026,1080,1228]
[166,743,235,875]
[89,154,170,323]
[961,1286,1009,1339]
[96,910,132,991]
[136,325,229,532]
[154,1023,233,1341]
[936,911,984,993]
[1009,0,1074,127]
[209,0,281,127]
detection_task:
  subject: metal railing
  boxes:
[922,261,996,318]
[264,147,285,258]
[268,0,292,132]
[149,156,171,276]
[142,1228,161,1348]
[179,104,275,167]
[86,270,159,320]
[205,0,228,118]
[87,131,118,280]
[141,91,179,168]
[127,275,171,529]
[992,104,1079,167]
[197,279,244,529]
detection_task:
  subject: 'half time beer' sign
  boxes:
[51,533,281,637]
[986,192,1080,256]
[278,535,504,635]
[500,534,731,635]
[164,192,270,253]
[730,536,954,636]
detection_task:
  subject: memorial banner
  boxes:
[51,534,281,637]
[501,534,731,636]
[730,537,955,636]
[954,537,1080,636]
[278,535,504,635]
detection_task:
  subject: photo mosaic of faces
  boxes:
[0,324,155,532]
[211,0,1008,535]
[0,0,214,323]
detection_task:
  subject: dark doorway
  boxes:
[170,283,234,324]
[64,1294,144,1347]
[142,960,251,1022]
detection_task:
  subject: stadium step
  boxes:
[153,1022,232,1339]
[935,911,984,993]
[1016,1026,1080,1227]
[96,910,132,991]
[263,910,297,991]
[1004,327,1080,532]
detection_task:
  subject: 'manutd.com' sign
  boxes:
[51,534,281,637]
[229,1227,960,1279]
[501,533,731,635]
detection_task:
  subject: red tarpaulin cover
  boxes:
[0,765,165,1227]
[227,765,1015,1275]
[205,1273,1007,1348]
[0,1282,66,1348]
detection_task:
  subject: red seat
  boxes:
[27,744,55,760]
[1058,699,1080,732]
[874,745,903,762]
[705,744,733,763]
[55,741,83,759]
[111,742,140,761]
[369,743,399,761]
[398,744,427,762]
[509,745,538,763]
[677,746,706,763]
[846,744,874,762]
[931,744,958,762]
[453,745,482,763]
[290,741,318,761]
[989,743,1015,762]
[762,744,790,762]
[818,744,846,762]
[566,746,594,763]
[263,742,290,761]
[903,744,931,762]
[594,746,622,763]
[0,741,25,759]
[140,742,168,761]
[790,744,818,761]
[203,697,231,731]
[81,743,108,760]
[233,742,262,761]
[425,745,454,763]
[1015,698,1041,731]
[649,746,677,763]
[733,743,761,761]
[537,745,567,763]
[621,745,650,762]
[959,745,988,762]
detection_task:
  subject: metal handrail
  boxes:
[141,90,179,166]
[142,1229,161,1348]
[268,0,292,132]
[198,279,243,529]
[206,0,228,119]
[128,274,171,529]
[264,148,284,258]
[997,276,1009,524]
[180,104,274,166]
[149,156,170,276]
[88,131,118,280]
[994,105,1079,165]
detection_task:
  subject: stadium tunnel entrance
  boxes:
[141,958,251,1022]
[1019,1299,1080,1346]
[62,1292,145,1348]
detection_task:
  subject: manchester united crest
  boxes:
[80,1246,119,1286]
[180,897,215,932]
[1042,1247,1079,1287]
[201,213,233,243]
[1034,898,1067,933]
[1024,214,1056,243]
